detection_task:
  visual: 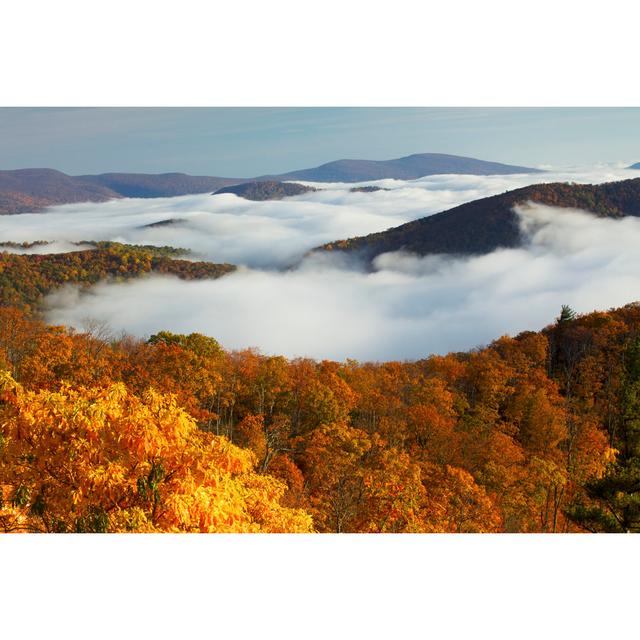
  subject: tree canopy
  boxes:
[2,301,640,532]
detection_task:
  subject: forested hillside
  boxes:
[317,178,640,261]
[1,301,639,532]
[0,242,236,308]
[214,180,318,200]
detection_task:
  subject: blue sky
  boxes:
[1,107,639,176]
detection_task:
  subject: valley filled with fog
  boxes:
[2,164,639,361]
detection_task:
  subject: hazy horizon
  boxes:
[1,107,640,176]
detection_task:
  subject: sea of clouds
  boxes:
[0,165,633,267]
[3,164,639,361]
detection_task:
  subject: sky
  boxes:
[1,107,640,176]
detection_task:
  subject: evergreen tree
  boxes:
[557,304,577,324]
[566,337,640,532]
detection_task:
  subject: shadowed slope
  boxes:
[315,178,640,261]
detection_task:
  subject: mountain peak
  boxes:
[255,153,542,183]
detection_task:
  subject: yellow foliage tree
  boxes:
[0,372,312,533]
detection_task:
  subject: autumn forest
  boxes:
[2,299,640,533]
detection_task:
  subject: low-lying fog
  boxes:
[2,164,639,361]
[0,165,633,267]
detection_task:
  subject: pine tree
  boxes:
[557,305,577,324]
[566,337,640,532]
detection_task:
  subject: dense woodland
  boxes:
[2,300,640,533]
[0,242,235,309]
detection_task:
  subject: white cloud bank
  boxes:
[0,163,635,360]
[0,165,635,268]
[45,202,640,362]
[0,241,95,255]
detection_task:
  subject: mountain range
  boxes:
[75,172,240,198]
[253,153,541,183]
[315,178,640,262]
[0,153,540,214]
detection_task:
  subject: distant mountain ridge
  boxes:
[0,169,245,214]
[77,172,240,198]
[256,153,540,183]
[0,152,541,214]
[315,178,640,261]
[0,169,121,214]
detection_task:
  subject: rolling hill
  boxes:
[213,181,318,200]
[0,169,245,214]
[315,178,640,262]
[0,169,121,214]
[0,242,236,308]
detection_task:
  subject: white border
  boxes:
[2,0,640,106]
[2,1,640,637]
[2,533,637,638]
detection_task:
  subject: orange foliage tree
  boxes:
[0,372,312,533]
[2,299,640,534]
